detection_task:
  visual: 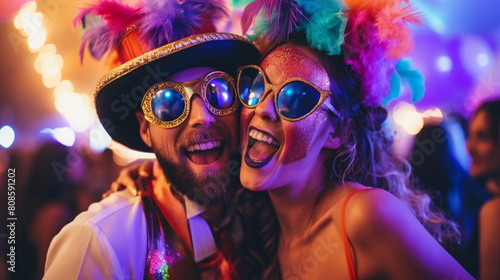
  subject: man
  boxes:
[43,0,259,279]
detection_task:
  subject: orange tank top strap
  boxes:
[340,186,372,280]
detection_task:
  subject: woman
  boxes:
[234,0,472,279]
[467,99,500,280]
[112,0,473,279]
[234,40,472,280]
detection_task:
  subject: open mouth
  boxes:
[245,128,280,168]
[184,140,224,165]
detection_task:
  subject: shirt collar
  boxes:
[184,195,207,219]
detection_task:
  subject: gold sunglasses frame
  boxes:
[236,65,339,121]
[142,71,240,128]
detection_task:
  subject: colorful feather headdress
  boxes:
[241,0,425,107]
[74,0,229,65]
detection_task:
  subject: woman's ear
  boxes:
[136,111,153,148]
[323,119,352,150]
[324,132,342,149]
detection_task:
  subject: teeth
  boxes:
[186,141,222,152]
[249,129,279,146]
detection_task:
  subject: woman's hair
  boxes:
[235,32,460,278]
[234,190,281,280]
[473,99,500,143]
[316,43,461,248]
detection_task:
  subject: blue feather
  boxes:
[384,59,425,104]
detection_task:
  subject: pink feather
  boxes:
[342,0,423,105]
[241,0,273,36]
[73,0,143,34]
[344,10,396,106]
[73,0,143,62]
[376,4,423,58]
[344,0,410,12]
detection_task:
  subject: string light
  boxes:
[14,2,97,145]
[13,1,162,161]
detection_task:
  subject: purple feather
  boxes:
[139,0,229,50]
[79,25,115,62]
[242,0,306,42]
[241,0,271,35]
[197,0,228,23]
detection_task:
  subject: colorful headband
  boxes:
[241,0,425,107]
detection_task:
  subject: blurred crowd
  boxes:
[0,140,121,279]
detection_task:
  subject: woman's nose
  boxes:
[255,92,278,122]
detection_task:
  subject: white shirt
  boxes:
[44,191,147,280]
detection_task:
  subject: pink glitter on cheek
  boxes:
[240,107,255,150]
[281,110,329,164]
[255,44,333,164]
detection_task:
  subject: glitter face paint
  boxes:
[281,111,329,163]
[258,46,331,163]
[239,43,336,192]
[240,107,254,150]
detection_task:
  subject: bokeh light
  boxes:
[41,127,76,147]
[392,102,425,135]
[437,56,452,72]
[90,124,112,153]
[0,125,16,148]
[460,36,494,78]
[54,90,94,132]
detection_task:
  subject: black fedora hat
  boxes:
[93,32,260,152]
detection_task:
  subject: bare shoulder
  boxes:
[480,197,500,219]
[340,184,474,279]
[340,184,434,252]
[479,197,500,235]
[341,185,414,237]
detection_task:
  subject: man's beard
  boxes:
[151,127,240,207]
[155,153,239,207]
